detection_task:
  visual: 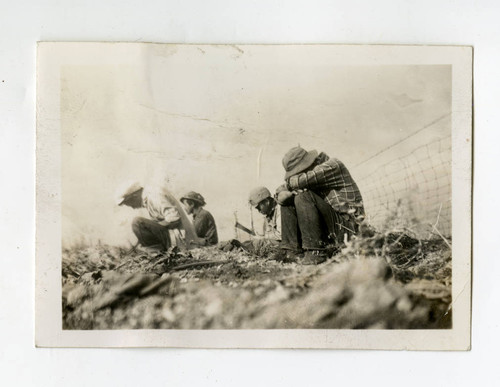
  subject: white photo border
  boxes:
[36,43,472,349]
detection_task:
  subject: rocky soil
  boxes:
[62,227,452,330]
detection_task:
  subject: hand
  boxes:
[218,239,242,252]
[191,237,207,247]
[276,190,294,205]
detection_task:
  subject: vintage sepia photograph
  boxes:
[36,43,471,349]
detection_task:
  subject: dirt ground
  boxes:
[62,227,452,330]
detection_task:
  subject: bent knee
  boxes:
[132,216,148,228]
[293,191,314,206]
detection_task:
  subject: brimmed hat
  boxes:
[180,191,206,206]
[116,181,143,205]
[248,186,271,207]
[282,146,318,179]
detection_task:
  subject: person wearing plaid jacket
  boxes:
[275,146,364,264]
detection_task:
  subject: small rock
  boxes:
[396,296,413,313]
[264,285,290,305]
[205,298,223,317]
[66,285,88,307]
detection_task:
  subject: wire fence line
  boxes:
[353,112,451,168]
[354,132,451,239]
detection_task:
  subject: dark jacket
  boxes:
[193,208,219,246]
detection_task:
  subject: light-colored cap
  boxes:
[248,186,271,207]
[116,181,143,205]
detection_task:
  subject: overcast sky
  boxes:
[60,45,450,246]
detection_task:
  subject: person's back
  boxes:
[287,154,364,217]
[193,207,218,246]
[142,186,181,226]
[180,191,219,246]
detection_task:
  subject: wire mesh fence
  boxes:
[353,132,451,239]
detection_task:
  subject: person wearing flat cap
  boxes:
[116,181,193,251]
[275,146,365,265]
[180,191,219,246]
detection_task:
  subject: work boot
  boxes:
[218,239,248,252]
[268,248,288,262]
[269,248,302,263]
[301,249,328,265]
[136,244,164,255]
[283,249,303,263]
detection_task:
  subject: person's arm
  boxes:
[275,184,295,205]
[287,159,340,191]
[252,217,267,238]
[144,187,182,227]
[201,215,218,245]
[158,206,181,227]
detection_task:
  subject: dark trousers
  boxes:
[132,217,171,250]
[280,191,358,251]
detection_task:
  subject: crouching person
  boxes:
[180,191,218,246]
[244,186,292,259]
[248,186,281,241]
[276,146,365,265]
[117,181,191,251]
